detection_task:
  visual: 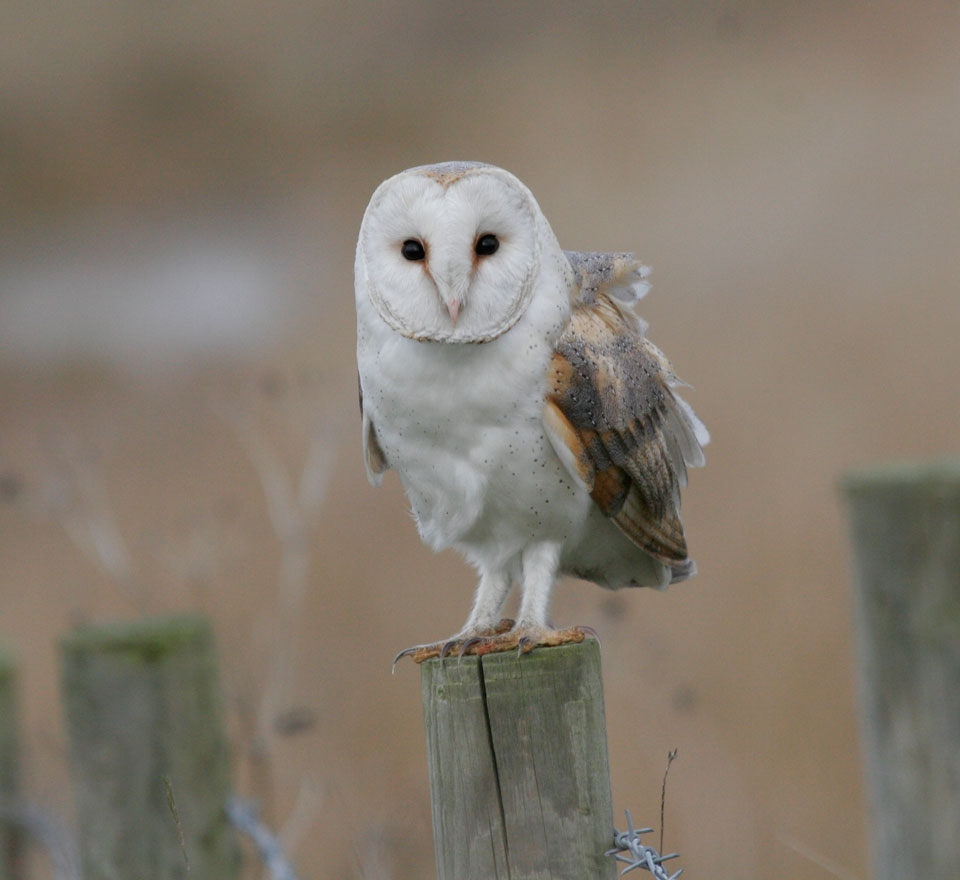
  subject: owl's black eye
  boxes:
[401,239,425,261]
[475,233,499,256]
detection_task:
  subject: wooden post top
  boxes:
[59,613,213,661]
[842,456,960,497]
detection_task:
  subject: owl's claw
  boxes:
[517,636,536,655]
[572,625,601,647]
[391,645,420,674]
[458,637,483,659]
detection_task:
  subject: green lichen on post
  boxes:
[60,614,240,880]
[842,456,960,497]
[0,641,22,880]
[59,613,213,665]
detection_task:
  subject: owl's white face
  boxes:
[356,162,544,343]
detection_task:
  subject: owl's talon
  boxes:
[458,637,483,659]
[517,636,536,655]
[391,646,419,674]
[439,640,459,660]
[572,625,601,646]
[392,641,448,671]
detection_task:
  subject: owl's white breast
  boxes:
[356,259,591,563]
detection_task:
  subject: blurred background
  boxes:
[2,0,959,876]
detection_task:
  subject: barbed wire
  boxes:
[0,798,82,880]
[606,810,683,879]
[226,796,300,880]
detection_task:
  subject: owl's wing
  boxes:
[544,286,709,577]
[564,250,652,308]
[358,375,388,487]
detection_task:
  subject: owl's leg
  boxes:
[461,568,513,636]
[515,540,562,629]
[458,542,598,657]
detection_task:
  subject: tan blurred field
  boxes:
[2,2,960,877]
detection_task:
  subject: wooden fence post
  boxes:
[421,640,616,879]
[0,641,22,880]
[60,614,240,880]
[842,460,960,880]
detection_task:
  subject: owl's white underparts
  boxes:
[355,161,709,662]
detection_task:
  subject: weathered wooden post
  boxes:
[421,640,616,879]
[60,614,240,880]
[0,641,22,880]
[842,459,960,880]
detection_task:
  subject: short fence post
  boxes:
[421,640,616,879]
[842,460,960,880]
[59,613,240,880]
[0,641,22,880]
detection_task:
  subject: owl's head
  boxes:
[356,162,551,344]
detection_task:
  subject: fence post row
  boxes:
[59,614,240,880]
[843,459,960,880]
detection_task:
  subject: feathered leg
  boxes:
[462,568,513,634]
[516,540,561,628]
[457,542,598,657]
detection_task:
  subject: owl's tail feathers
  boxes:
[625,556,694,591]
[669,558,697,584]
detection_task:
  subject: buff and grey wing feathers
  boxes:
[544,262,707,581]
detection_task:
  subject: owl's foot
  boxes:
[392,618,515,671]
[458,624,600,658]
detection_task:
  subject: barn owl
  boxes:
[355,162,708,664]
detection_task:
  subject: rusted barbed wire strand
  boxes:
[606,809,683,879]
[659,749,677,854]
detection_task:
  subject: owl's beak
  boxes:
[435,278,465,326]
[434,259,468,326]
